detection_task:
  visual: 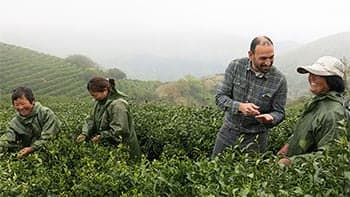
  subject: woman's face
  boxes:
[89,89,108,101]
[308,73,330,95]
[13,96,35,117]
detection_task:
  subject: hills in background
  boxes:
[1,31,350,105]
[98,34,301,82]
[1,31,301,82]
[276,32,350,97]
[0,42,161,102]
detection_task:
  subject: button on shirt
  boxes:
[215,57,287,133]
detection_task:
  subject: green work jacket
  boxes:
[0,102,61,151]
[82,88,141,161]
[288,91,346,156]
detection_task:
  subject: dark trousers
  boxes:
[211,122,267,158]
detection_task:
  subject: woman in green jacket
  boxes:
[76,77,141,162]
[278,56,348,166]
[0,87,61,158]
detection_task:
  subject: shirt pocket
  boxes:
[255,91,273,113]
[232,78,247,101]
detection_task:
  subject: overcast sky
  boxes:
[1,0,350,81]
[1,0,349,43]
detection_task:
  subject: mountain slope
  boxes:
[0,42,161,101]
[0,42,90,97]
[275,32,350,98]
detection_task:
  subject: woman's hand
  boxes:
[76,134,87,143]
[278,157,291,166]
[17,147,34,158]
[277,144,289,156]
[91,135,102,143]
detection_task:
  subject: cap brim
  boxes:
[296,66,308,74]
[296,64,332,76]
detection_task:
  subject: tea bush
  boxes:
[0,97,349,196]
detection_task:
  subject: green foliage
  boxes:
[0,43,89,97]
[0,97,349,196]
[0,42,215,105]
[65,54,108,81]
[155,75,214,106]
[116,79,161,103]
[65,54,98,68]
[106,67,127,80]
[133,103,222,160]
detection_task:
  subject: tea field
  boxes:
[0,97,349,196]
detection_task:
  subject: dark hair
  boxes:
[87,77,115,92]
[12,87,35,104]
[250,36,274,52]
[325,76,345,93]
[324,76,345,93]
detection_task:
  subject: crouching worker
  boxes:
[277,56,348,166]
[0,87,61,158]
[76,77,141,162]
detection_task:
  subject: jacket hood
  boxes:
[314,91,343,104]
[108,87,128,100]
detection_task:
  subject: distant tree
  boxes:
[106,68,127,80]
[65,54,106,80]
[65,54,98,68]
[155,75,213,105]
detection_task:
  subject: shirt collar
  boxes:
[246,62,268,79]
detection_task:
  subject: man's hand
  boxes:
[76,134,87,143]
[239,103,260,116]
[255,114,274,124]
[17,147,34,158]
[91,135,102,143]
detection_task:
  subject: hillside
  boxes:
[276,32,350,98]
[0,42,217,105]
[175,32,350,101]
[0,42,97,97]
[116,31,350,102]
[0,42,161,101]
[2,31,350,105]
[102,34,301,82]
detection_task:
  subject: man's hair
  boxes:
[325,75,345,93]
[250,36,274,52]
[11,87,35,104]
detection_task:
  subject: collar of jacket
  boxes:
[312,91,342,104]
[109,87,128,99]
[302,91,342,115]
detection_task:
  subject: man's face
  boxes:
[249,44,274,73]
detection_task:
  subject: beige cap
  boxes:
[297,56,346,80]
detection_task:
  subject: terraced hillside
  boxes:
[0,42,91,97]
[0,42,162,101]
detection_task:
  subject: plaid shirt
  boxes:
[216,57,287,133]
